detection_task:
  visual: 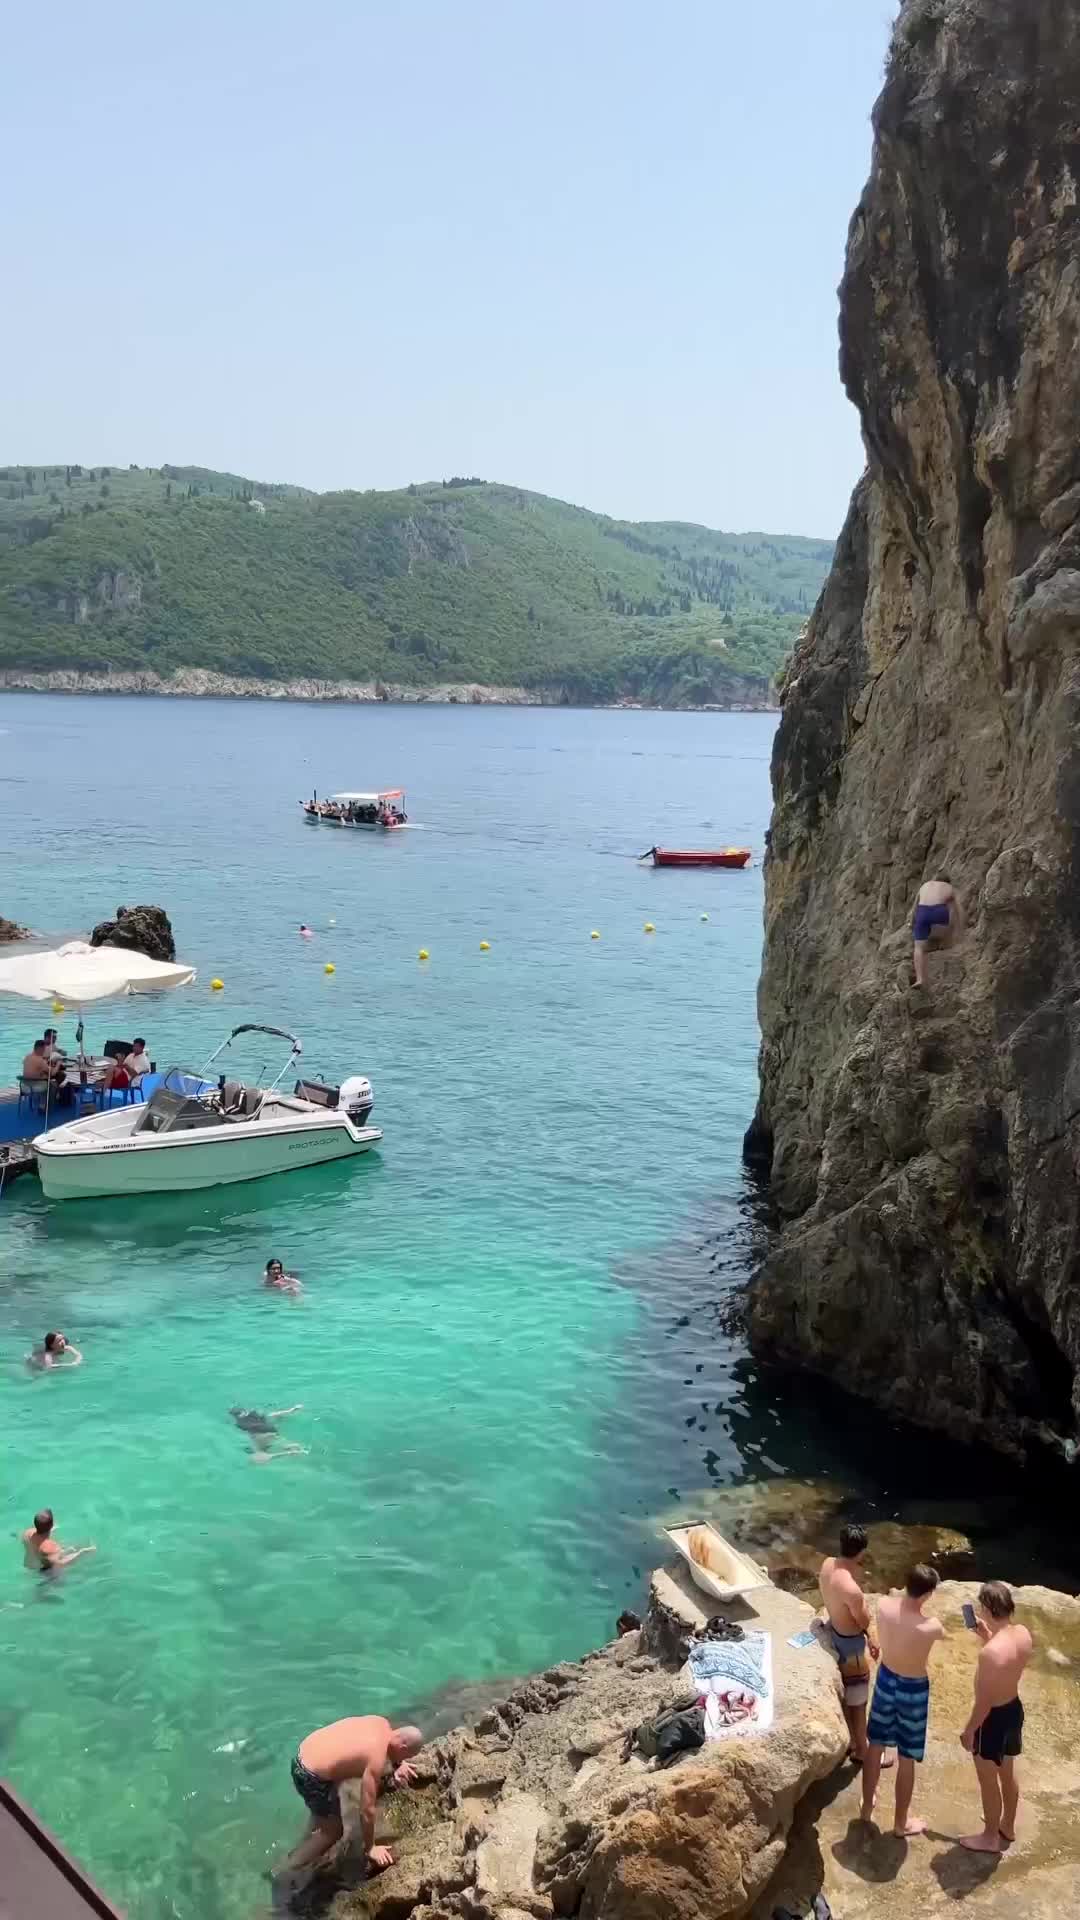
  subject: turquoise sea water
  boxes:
[0,696,777,1918]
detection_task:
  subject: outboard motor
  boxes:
[337,1074,374,1127]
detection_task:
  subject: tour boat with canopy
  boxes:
[300,788,407,828]
[33,1023,381,1200]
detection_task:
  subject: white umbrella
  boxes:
[0,941,197,1066]
[0,941,196,1003]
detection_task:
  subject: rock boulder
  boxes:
[746,0,1080,1459]
[329,1568,846,1920]
[89,904,176,963]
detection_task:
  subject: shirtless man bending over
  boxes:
[861,1564,944,1836]
[280,1715,424,1880]
[960,1580,1032,1853]
[912,878,964,988]
[21,1509,96,1575]
[820,1524,878,1761]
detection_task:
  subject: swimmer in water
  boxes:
[299,924,314,938]
[264,1259,302,1295]
[229,1404,308,1464]
[27,1330,83,1371]
[21,1508,96,1574]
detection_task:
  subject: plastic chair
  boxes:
[17,1076,50,1118]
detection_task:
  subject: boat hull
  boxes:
[34,1115,381,1199]
[651,848,751,868]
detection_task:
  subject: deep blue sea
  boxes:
[0,695,1042,1920]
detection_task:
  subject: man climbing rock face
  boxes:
[911,878,964,988]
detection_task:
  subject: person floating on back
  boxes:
[819,1524,877,1762]
[21,1509,96,1575]
[860,1564,944,1836]
[912,877,964,988]
[278,1714,424,1884]
[959,1580,1032,1853]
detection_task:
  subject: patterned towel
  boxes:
[689,1631,768,1697]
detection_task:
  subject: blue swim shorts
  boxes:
[867,1663,930,1762]
[912,902,951,943]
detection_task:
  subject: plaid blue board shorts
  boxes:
[867,1663,930,1762]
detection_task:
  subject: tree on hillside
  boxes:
[100,483,110,497]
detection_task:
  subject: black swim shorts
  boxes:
[291,1753,340,1818]
[973,1696,1024,1766]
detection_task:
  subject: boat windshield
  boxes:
[136,1087,226,1135]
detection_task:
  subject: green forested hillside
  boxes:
[0,464,832,704]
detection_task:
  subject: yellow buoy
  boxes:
[590,930,600,940]
[644,922,656,934]
[479,940,491,952]
[52,999,65,1013]
[418,948,430,961]
[211,978,224,990]
[324,962,335,974]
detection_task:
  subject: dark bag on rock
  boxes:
[632,1696,705,1766]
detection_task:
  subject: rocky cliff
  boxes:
[745,0,1080,1459]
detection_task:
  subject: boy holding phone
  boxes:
[959,1581,1032,1852]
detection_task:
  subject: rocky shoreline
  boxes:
[305,1542,1080,1920]
[0,667,778,713]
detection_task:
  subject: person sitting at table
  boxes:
[23,1038,63,1086]
[124,1037,151,1081]
[98,1055,131,1095]
[42,1028,67,1062]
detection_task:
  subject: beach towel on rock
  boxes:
[689,1630,767,1696]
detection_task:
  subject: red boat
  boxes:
[643,846,751,869]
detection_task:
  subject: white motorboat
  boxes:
[33,1023,381,1200]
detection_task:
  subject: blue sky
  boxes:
[6,0,897,536]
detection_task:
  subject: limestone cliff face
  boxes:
[746,0,1080,1458]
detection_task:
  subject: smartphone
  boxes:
[962,1602,977,1631]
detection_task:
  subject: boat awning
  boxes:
[329,789,404,803]
[0,941,196,1004]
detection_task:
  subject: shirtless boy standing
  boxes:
[960,1581,1032,1853]
[819,1524,877,1761]
[861,1565,944,1836]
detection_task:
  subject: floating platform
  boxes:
[0,1778,125,1920]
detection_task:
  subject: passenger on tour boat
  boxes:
[21,1509,96,1574]
[278,1715,423,1881]
[27,1331,84,1371]
[264,1259,302,1294]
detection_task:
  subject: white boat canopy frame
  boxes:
[0,940,197,1004]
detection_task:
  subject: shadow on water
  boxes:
[10,1152,382,1257]
[600,1171,1080,1598]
